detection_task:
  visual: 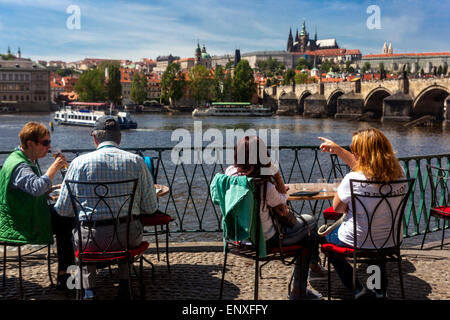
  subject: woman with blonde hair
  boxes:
[318,128,405,298]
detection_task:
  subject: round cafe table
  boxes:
[286,183,336,215]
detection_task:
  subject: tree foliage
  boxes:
[74,69,106,102]
[188,64,215,105]
[160,63,185,105]
[361,62,371,74]
[255,58,285,77]
[295,58,312,70]
[232,60,256,102]
[105,64,122,104]
[282,69,296,85]
[213,65,232,102]
[130,73,148,104]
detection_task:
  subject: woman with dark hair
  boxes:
[224,136,322,300]
[319,128,406,298]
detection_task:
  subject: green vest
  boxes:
[0,150,53,244]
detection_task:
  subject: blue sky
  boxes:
[0,0,449,62]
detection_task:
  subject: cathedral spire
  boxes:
[287,27,293,51]
[314,27,317,42]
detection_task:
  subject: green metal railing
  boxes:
[1,147,448,238]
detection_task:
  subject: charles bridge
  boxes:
[261,76,450,125]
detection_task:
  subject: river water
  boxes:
[1,113,449,156]
[1,113,449,235]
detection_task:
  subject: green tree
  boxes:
[361,62,371,74]
[161,63,185,105]
[443,63,448,75]
[74,69,106,102]
[255,58,285,76]
[295,57,311,70]
[105,64,122,105]
[282,69,296,85]
[437,65,443,75]
[130,73,148,104]
[232,60,256,102]
[188,64,214,105]
[213,65,232,102]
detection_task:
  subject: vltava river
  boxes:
[0,113,449,157]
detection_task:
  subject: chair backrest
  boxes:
[143,156,159,184]
[64,179,138,255]
[349,178,415,251]
[330,154,350,179]
[426,164,450,209]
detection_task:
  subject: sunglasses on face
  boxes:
[36,139,51,147]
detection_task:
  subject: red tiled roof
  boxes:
[303,48,362,57]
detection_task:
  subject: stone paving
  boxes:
[0,231,448,300]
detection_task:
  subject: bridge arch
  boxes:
[297,90,312,114]
[326,89,345,117]
[364,87,392,119]
[413,85,449,120]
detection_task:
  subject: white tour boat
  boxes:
[54,102,138,129]
[192,102,273,117]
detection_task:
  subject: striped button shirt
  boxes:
[55,141,157,221]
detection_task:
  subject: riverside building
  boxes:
[0,60,50,112]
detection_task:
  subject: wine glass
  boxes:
[316,178,327,192]
[51,146,68,174]
[332,178,343,191]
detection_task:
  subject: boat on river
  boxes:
[53,102,138,129]
[192,102,272,117]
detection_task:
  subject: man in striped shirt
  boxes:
[55,116,157,299]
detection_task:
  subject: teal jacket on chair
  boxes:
[210,173,266,257]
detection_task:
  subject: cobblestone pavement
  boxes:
[0,231,448,300]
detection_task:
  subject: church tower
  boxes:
[383,41,388,54]
[298,20,309,53]
[195,41,201,63]
[287,27,293,52]
[388,42,393,54]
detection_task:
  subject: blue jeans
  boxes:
[323,227,363,292]
[268,214,318,293]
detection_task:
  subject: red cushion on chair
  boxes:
[75,241,149,261]
[321,243,354,256]
[141,212,172,226]
[431,206,450,218]
[323,206,343,220]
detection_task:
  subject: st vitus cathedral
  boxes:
[287,20,339,53]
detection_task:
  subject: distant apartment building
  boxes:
[49,73,79,103]
[154,55,180,75]
[358,43,450,74]
[48,60,66,68]
[146,73,161,99]
[0,60,50,111]
[176,58,195,71]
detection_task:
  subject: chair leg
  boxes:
[327,255,331,300]
[139,257,146,299]
[397,257,405,299]
[441,223,446,250]
[18,246,23,300]
[165,224,171,273]
[127,261,134,300]
[254,259,259,300]
[421,215,432,249]
[219,243,228,299]
[47,245,54,286]
[2,245,6,287]
[154,226,160,261]
[141,256,155,277]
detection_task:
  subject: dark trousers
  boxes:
[50,206,75,273]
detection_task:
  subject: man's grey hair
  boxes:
[92,129,121,144]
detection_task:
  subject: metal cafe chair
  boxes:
[0,162,53,299]
[65,178,148,300]
[215,176,308,300]
[321,178,415,300]
[421,165,450,249]
[140,156,174,273]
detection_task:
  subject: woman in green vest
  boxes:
[0,122,74,290]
